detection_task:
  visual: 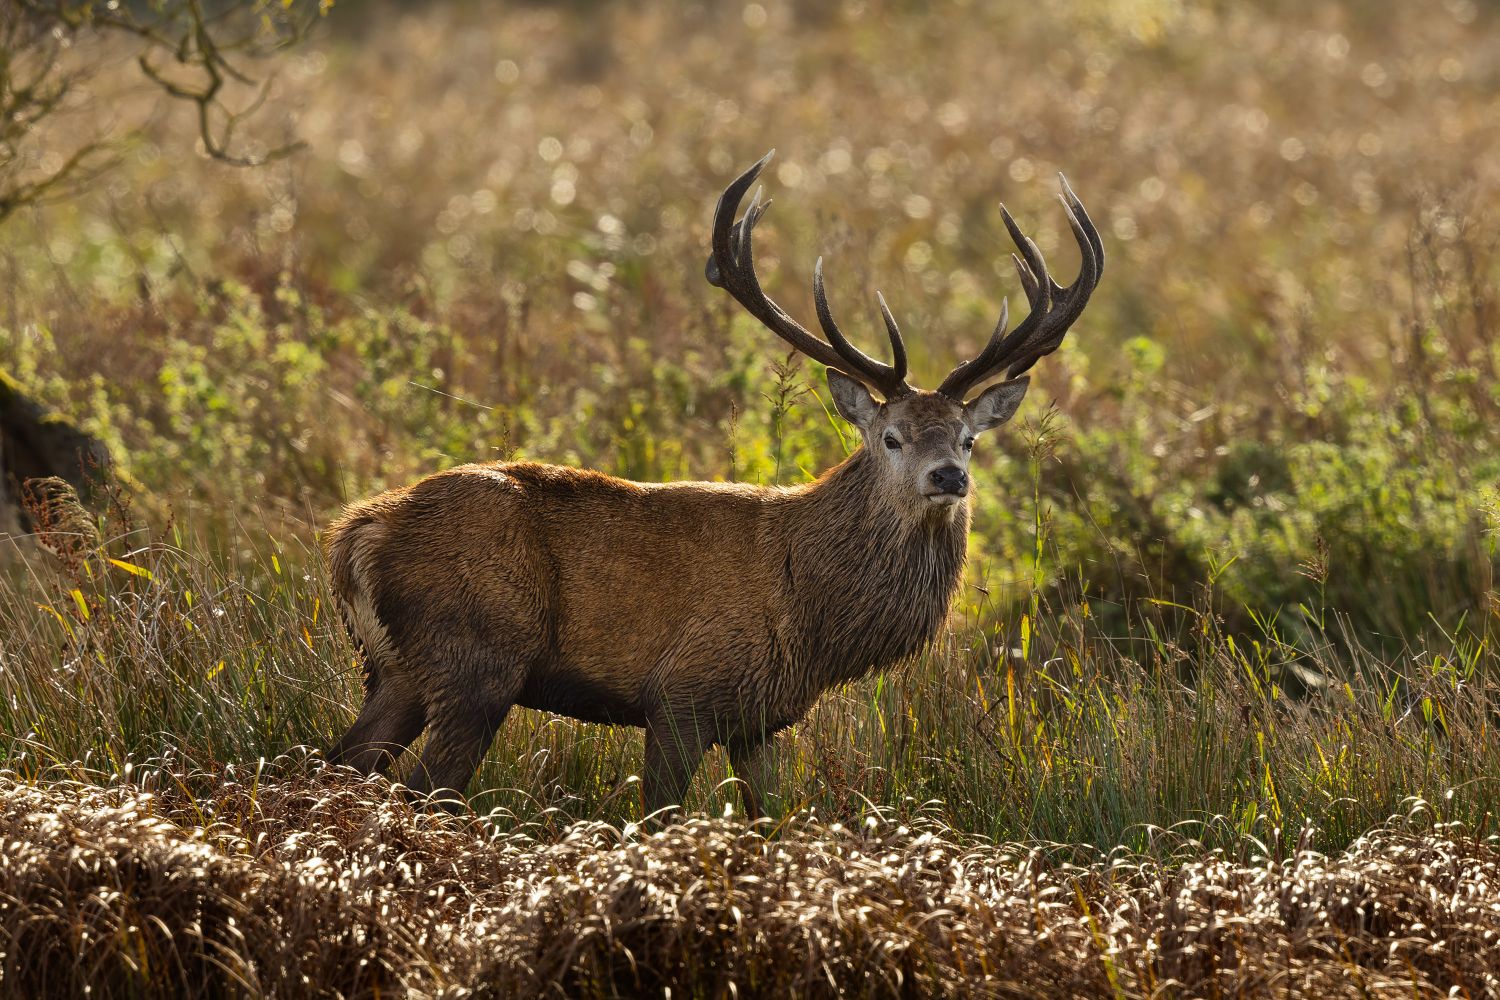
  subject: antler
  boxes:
[936,175,1104,401]
[706,151,913,400]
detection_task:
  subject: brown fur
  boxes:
[325,386,1028,817]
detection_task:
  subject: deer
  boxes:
[323,150,1103,819]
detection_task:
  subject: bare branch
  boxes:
[0,0,327,224]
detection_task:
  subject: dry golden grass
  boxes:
[3,759,1499,997]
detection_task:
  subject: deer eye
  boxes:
[883,433,902,451]
[962,436,975,451]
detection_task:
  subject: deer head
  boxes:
[706,150,1104,516]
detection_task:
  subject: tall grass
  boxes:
[4,494,1497,855]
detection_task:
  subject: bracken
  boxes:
[1,761,1498,998]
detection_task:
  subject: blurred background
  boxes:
[2,0,1497,643]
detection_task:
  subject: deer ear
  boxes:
[827,369,880,430]
[966,377,1029,433]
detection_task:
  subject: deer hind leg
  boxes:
[642,716,711,820]
[404,677,521,811]
[327,675,426,776]
[727,734,784,822]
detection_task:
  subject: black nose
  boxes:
[928,465,968,495]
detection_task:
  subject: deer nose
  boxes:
[928,465,968,495]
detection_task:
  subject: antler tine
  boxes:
[737,184,762,270]
[706,151,913,399]
[936,298,1010,396]
[937,175,1104,400]
[1011,252,1040,304]
[1002,205,1055,309]
[1061,173,1104,269]
[813,259,910,397]
[706,152,845,372]
[1004,187,1103,378]
[931,206,1053,399]
[875,292,909,382]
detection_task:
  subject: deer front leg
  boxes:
[728,735,784,822]
[406,701,512,812]
[327,676,427,776]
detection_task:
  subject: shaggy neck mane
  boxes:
[779,448,968,681]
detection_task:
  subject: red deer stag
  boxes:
[325,151,1103,817]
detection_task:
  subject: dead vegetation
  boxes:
[1,759,1497,998]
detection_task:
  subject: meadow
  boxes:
[2,0,1499,994]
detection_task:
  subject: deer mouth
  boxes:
[924,491,966,505]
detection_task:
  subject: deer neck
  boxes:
[781,449,968,679]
